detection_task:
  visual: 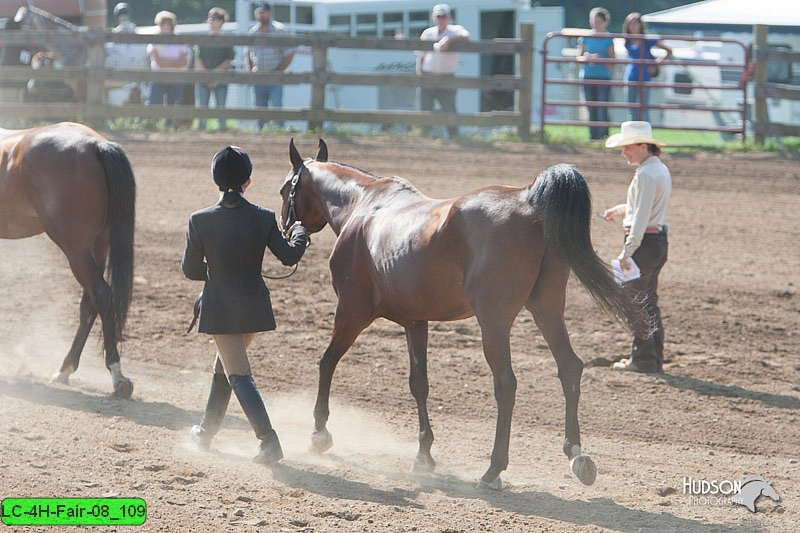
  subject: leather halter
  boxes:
[281,166,302,235]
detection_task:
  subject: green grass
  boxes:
[540,124,800,156]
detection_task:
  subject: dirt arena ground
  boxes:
[1,131,798,532]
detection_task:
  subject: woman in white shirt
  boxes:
[603,121,671,373]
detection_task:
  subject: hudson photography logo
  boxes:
[682,475,781,512]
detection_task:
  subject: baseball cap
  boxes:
[432,4,451,17]
[254,1,272,12]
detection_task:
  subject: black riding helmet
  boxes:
[212,146,252,192]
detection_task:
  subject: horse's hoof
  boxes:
[410,454,436,474]
[571,455,597,486]
[49,371,70,385]
[113,377,134,399]
[310,429,333,454]
[476,476,503,491]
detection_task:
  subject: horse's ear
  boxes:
[316,139,328,162]
[289,138,303,170]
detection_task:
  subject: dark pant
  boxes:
[195,83,229,130]
[420,82,458,138]
[623,231,668,367]
[582,82,610,140]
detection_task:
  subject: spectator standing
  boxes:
[107,2,146,106]
[602,121,671,374]
[0,16,29,118]
[245,1,294,130]
[577,7,614,140]
[145,11,189,126]
[622,12,672,122]
[112,3,136,33]
[416,3,470,139]
[195,7,235,131]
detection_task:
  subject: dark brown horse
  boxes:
[0,123,136,397]
[281,139,646,489]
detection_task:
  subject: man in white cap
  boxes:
[603,121,671,373]
[416,4,470,138]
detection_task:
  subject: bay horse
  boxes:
[0,123,136,398]
[281,139,646,489]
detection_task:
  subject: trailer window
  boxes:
[296,6,313,26]
[674,72,693,95]
[329,14,351,35]
[409,11,429,37]
[274,5,290,24]
[356,14,377,36]
[382,12,404,38]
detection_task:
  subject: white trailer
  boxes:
[124,1,563,131]
[232,0,561,122]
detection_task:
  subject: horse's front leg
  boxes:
[311,305,370,454]
[477,323,516,490]
[405,320,435,473]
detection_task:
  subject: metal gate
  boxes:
[539,31,750,140]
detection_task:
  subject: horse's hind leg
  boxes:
[527,255,596,486]
[60,250,132,398]
[405,320,435,473]
[311,305,370,453]
[49,290,97,384]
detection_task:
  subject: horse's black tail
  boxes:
[530,164,648,336]
[95,141,136,339]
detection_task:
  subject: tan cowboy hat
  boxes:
[605,121,666,148]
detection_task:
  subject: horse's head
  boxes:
[279,138,329,235]
[760,481,780,502]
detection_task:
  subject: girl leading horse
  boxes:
[281,139,647,489]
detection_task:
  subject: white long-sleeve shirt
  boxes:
[621,155,671,258]
[418,24,470,75]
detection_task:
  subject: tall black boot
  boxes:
[190,372,232,451]
[229,374,283,464]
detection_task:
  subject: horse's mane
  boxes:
[325,161,421,195]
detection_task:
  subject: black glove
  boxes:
[290,222,310,247]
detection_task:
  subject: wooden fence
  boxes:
[0,25,534,138]
[752,25,800,143]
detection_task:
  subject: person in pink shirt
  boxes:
[145,11,188,125]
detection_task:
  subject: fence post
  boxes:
[753,24,768,144]
[309,34,328,131]
[517,23,534,141]
[84,28,106,126]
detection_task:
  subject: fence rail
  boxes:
[752,24,800,143]
[0,26,535,137]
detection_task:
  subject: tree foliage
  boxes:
[109,1,237,27]
[536,0,701,32]
[112,0,702,31]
